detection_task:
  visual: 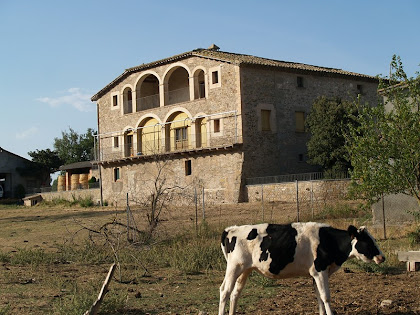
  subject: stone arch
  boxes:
[122,85,134,114]
[135,71,161,111]
[122,125,135,157]
[136,116,162,155]
[163,63,191,105]
[164,109,193,152]
[194,112,208,148]
[192,67,207,100]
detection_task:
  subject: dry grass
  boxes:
[0,201,418,314]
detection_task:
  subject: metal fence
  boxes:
[246,171,350,185]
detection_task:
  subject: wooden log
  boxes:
[84,263,116,315]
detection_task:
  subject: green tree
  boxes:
[306,96,359,177]
[347,55,420,202]
[28,148,63,173]
[54,127,96,164]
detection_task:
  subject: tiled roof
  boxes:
[91,48,378,101]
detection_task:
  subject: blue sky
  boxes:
[1,0,419,160]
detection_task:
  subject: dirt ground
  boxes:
[0,203,419,314]
[249,271,420,315]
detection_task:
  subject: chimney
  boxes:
[208,44,220,51]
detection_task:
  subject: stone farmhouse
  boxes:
[91,45,378,204]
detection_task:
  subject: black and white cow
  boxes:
[219,222,385,315]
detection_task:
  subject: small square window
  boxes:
[113,95,118,106]
[357,84,363,95]
[214,119,220,133]
[113,137,119,148]
[261,110,271,131]
[297,76,304,88]
[295,111,305,132]
[114,168,120,181]
[212,71,219,84]
[185,160,192,176]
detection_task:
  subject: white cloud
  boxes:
[16,126,39,140]
[37,88,94,112]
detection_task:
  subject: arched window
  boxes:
[137,118,161,155]
[136,74,160,111]
[195,117,207,148]
[166,67,190,105]
[165,111,191,151]
[123,88,133,114]
[124,129,134,157]
[194,69,206,100]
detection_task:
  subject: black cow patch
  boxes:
[221,230,237,254]
[314,227,352,272]
[354,230,380,260]
[259,224,297,274]
[247,228,258,240]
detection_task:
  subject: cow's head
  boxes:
[348,225,385,264]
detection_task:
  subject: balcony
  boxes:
[136,93,160,111]
[96,111,242,163]
[166,87,190,105]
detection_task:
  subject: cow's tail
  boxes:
[221,230,229,261]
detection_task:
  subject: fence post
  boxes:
[296,180,300,222]
[126,193,130,241]
[382,194,387,239]
[202,186,205,220]
[195,187,198,233]
[311,180,314,219]
[261,184,264,221]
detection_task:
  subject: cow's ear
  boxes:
[348,225,358,239]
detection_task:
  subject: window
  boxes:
[113,137,119,148]
[295,111,305,132]
[185,160,192,176]
[175,127,188,149]
[357,84,363,95]
[113,95,118,106]
[114,168,120,181]
[298,154,304,162]
[214,119,220,133]
[297,76,304,88]
[212,71,219,84]
[261,110,271,131]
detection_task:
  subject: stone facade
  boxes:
[92,47,378,205]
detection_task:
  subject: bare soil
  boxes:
[0,203,419,314]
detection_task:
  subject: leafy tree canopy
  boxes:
[306,96,359,177]
[347,55,420,202]
[54,127,96,165]
[28,148,63,173]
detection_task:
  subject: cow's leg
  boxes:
[229,269,252,314]
[312,271,333,315]
[313,278,326,315]
[219,264,244,315]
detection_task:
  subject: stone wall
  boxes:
[240,65,379,179]
[100,150,244,206]
[246,179,350,203]
[41,188,101,204]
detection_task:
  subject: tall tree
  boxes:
[347,55,420,202]
[306,96,359,177]
[28,148,63,173]
[54,127,96,165]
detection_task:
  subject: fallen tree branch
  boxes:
[84,263,116,315]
